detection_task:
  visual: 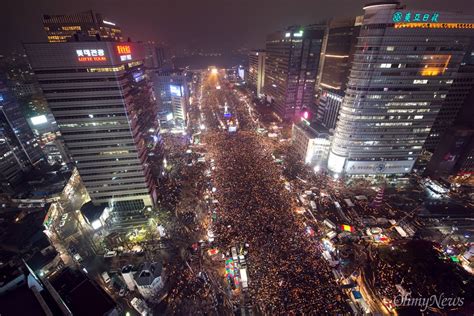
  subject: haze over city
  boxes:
[1,0,474,53]
[0,1,474,315]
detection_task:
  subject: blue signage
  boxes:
[393,11,439,23]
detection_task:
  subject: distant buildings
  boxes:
[43,10,122,43]
[0,80,44,192]
[0,53,40,99]
[152,68,189,129]
[328,2,474,176]
[263,25,325,120]
[248,50,265,97]
[25,41,161,229]
[0,53,71,167]
[316,17,362,130]
[423,47,474,152]
[425,126,474,178]
[292,122,331,167]
[142,42,171,69]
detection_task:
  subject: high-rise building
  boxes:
[24,41,161,228]
[423,47,474,152]
[0,53,41,99]
[316,17,362,130]
[425,126,474,178]
[43,10,122,43]
[425,88,474,177]
[248,50,265,97]
[328,2,474,176]
[263,25,325,120]
[0,79,44,191]
[142,42,170,69]
[152,69,189,129]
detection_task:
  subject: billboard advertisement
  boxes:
[344,160,415,175]
[238,67,245,80]
[30,115,48,125]
[170,84,182,97]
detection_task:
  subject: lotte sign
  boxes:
[116,45,132,61]
[76,49,107,62]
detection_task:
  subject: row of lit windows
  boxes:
[93,193,148,200]
[80,162,142,170]
[85,175,144,183]
[78,157,138,164]
[62,128,130,135]
[87,181,146,189]
[60,121,122,128]
[88,66,125,72]
[68,142,134,149]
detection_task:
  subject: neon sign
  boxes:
[116,45,132,61]
[117,45,131,54]
[395,23,474,29]
[393,11,439,23]
[76,49,107,62]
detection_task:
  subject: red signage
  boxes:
[78,56,107,62]
[117,45,132,55]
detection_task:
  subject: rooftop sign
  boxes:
[76,49,107,62]
[392,11,439,23]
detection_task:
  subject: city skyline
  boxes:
[0,1,473,315]
[1,0,474,54]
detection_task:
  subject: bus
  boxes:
[240,268,248,288]
[344,199,355,208]
[231,247,238,260]
[323,219,336,230]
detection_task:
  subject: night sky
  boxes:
[1,0,474,54]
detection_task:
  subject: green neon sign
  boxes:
[392,11,439,23]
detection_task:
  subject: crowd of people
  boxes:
[367,240,474,307]
[206,131,349,314]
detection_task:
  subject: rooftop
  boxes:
[80,201,107,223]
[294,122,331,139]
[134,262,163,286]
[50,268,116,316]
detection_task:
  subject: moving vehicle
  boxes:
[101,272,111,284]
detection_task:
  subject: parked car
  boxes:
[103,251,117,258]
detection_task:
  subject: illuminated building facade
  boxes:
[0,79,44,191]
[152,69,189,129]
[316,17,362,130]
[292,122,332,167]
[43,11,122,43]
[24,41,161,229]
[248,50,265,97]
[263,26,325,120]
[328,2,474,175]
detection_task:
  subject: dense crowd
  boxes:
[206,131,349,314]
[367,240,474,305]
